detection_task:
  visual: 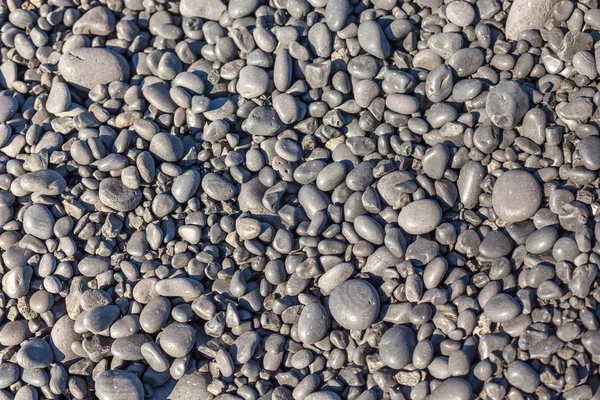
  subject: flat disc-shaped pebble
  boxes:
[237,66,270,99]
[398,199,442,235]
[58,48,129,90]
[201,173,235,201]
[579,135,600,170]
[159,323,195,358]
[95,370,144,400]
[17,339,53,368]
[329,279,380,330]
[0,96,18,122]
[484,293,522,323]
[379,325,417,369]
[505,360,540,393]
[149,132,184,162]
[23,204,55,240]
[297,302,330,344]
[492,169,542,223]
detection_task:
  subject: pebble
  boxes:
[484,294,522,323]
[486,81,530,129]
[298,302,331,344]
[22,205,54,240]
[329,279,380,330]
[505,360,540,393]
[95,371,144,400]
[58,48,129,90]
[379,326,417,369]
[492,170,542,223]
[398,199,443,235]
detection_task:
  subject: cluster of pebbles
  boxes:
[3,0,600,398]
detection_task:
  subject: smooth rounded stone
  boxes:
[326,0,350,31]
[0,320,31,347]
[297,302,330,344]
[526,226,558,254]
[329,279,380,330]
[155,278,203,299]
[486,81,530,129]
[99,178,142,212]
[430,378,473,400]
[578,135,600,170]
[506,0,558,39]
[112,334,151,360]
[158,323,195,358]
[17,339,53,368]
[484,294,522,323]
[149,133,184,162]
[140,296,171,334]
[2,266,33,299]
[237,66,270,99]
[457,161,486,210]
[479,231,512,259]
[379,325,417,370]
[505,360,540,393]
[446,1,475,26]
[50,316,81,363]
[77,257,110,278]
[0,96,18,122]
[151,194,177,218]
[492,170,542,223]
[58,48,129,91]
[422,143,450,179]
[22,204,55,240]
[180,0,226,19]
[142,82,178,113]
[72,6,115,36]
[201,173,235,201]
[317,263,354,294]
[0,363,19,389]
[398,199,442,235]
[386,94,420,115]
[111,315,140,339]
[316,162,346,191]
[95,370,144,400]
[354,215,385,245]
[29,290,54,313]
[448,49,485,77]
[230,331,260,364]
[357,20,390,59]
[20,170,67,196]
[273,93,300,124]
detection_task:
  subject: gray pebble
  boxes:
[379,325,417,370]
[298,302,331,344]
[398,199,443,235]
[484,294,522,323]
[329,279,380,330]
[492,169,542,223]
[95,370,144,400]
